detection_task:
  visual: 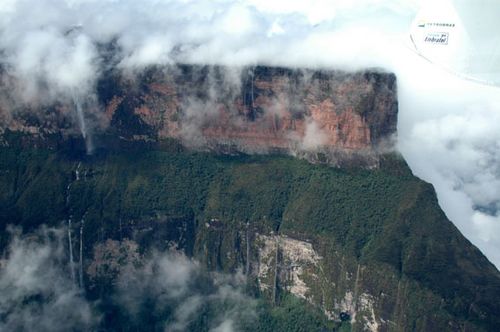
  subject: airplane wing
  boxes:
[409,0,500,86]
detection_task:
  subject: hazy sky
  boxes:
[0,0,499,269]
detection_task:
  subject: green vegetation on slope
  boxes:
[0,144,499,331]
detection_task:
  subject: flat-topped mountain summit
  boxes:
[1,65,499,331]
[1,65,397,166]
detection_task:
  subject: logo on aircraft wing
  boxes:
[424,32,449,45]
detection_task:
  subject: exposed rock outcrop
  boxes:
[0,65,397,166]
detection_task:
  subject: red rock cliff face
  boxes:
[101,65,397,155]
[0,65,398,164]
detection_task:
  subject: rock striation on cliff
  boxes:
[0,65,397,166]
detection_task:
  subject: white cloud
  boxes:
[0,227,98,331]
[395,47,500,269]
[0,0,499,269]
[1,227,256,331]
[301,118,327,150]
[0,0,17,14]
[210,319,234,332]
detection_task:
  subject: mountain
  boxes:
[1,65,397,166]
[0,65,499,331]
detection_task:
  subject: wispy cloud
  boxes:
[0,226,98,332]
[0,227,256,331]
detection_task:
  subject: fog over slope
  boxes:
[0,0,499,269]
[0,227,255,331]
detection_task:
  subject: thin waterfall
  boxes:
[245,223,250,276]
[74,96,87,140]
[65,181,72,207]
[75,162,81,181]
[272,235,280,306]
[66,162,81,286]
[79,218,85,289]
[67,219,76,285]
[72,93,94,154]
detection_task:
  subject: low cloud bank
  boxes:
[0,227,256,332]
[0,226,98,332]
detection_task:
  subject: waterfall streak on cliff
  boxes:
[75,162,81,181]
[65,162,82,285]
[73,95,87,139]
[65,184,72,206]
[79,219,85,289]
[245,224,250,276]
[68,219,76,285]
[272,236,280,306]
[72,94,93,154]
[352,263,361,322]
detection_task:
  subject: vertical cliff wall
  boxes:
[0,65,397,166]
